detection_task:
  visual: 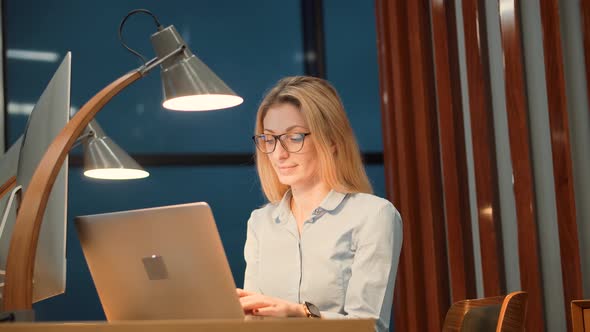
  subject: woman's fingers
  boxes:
[252,306,282,317]
[239,296,274,311]
[237,293,293,317]
[236,288,255,297]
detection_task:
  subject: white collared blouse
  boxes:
[243,190,402,332]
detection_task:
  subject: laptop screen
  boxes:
[75,202,244,321]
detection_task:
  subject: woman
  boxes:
[239,76,402,332]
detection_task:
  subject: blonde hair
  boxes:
[254,76,373,202]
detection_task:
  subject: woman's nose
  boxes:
[272,141,289,159]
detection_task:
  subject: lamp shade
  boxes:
[82,121,149,180]
[150,26,243,111]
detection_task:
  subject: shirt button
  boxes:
[313,208,323,215]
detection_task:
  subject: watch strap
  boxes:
[303,301,321,318]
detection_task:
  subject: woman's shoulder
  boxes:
[346,192,402,225]
[346,193,402,235]
[249,202,278,217]
[346,192,397,211]
[247,201,281,227]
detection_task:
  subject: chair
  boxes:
[571,299,590,332]
[442,291,528,332]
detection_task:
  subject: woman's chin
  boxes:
[277,175,299,187]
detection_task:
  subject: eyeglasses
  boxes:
[252,133,311,154]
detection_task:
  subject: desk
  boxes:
[0,318,375,332]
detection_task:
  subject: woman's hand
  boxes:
[236,288,307,317]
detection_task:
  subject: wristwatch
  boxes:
[302,301,321,318]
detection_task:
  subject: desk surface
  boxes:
[0,318,375,332]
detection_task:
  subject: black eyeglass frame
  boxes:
[252,133,312,154]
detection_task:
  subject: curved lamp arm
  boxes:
[2,70,141,310]
[0,177,16,200]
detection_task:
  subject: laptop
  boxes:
[75,202,245,321]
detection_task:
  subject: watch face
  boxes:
[305,301,321,318]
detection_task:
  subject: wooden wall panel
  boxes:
[382,1,426,329]
[377,0,449,330]
[376,1,423,330]
[461,0,506,297]
[430,0,477,303]
[538,0,584,330]
[406,1,450,329]
[581,0,590,112]
[497,1,545,330]
[377,0,587,330]
[375,1,408,329]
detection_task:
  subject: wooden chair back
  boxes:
[442,291,527,332]
[496,291,527,331]
[571,300,590,332]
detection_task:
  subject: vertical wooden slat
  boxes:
[497,1,545,331]
[376,1,426,330]
[406,1,450,330]
[581,0,590,111]
[538,1,584,330]
[461,0,506,296]
[375,1,407,329]
[430,0,477,303]
[389,1,426,329]
[377,1,450,330]
[375,0,398,207]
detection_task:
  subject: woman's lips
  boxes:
[277,164,297,174]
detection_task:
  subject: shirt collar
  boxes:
[319,190,347,211]
[271,189,347,224]
[271,190,293,223]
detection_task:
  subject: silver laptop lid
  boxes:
[75,202,244,321]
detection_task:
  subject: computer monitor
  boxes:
[0,53,70,303]
[0,135,22,238]
[0,137,22,185]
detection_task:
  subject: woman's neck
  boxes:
[290,181,331,224]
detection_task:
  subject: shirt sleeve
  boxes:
[243,212,262,293]
[321,202,403,332]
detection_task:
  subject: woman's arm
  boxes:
[243,213,262,293]
[325,203,403,332]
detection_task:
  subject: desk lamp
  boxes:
[81,120,149,180]
[2,8,243,312]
